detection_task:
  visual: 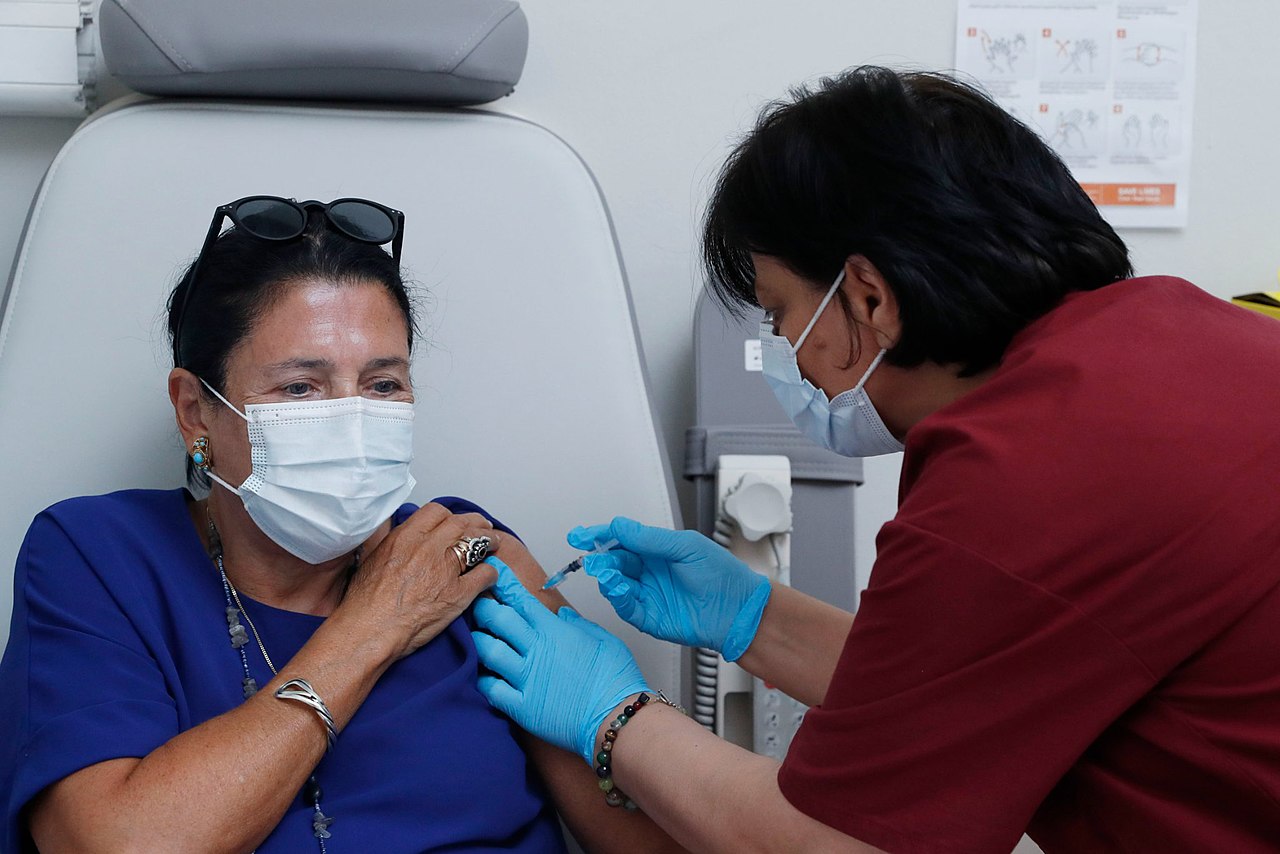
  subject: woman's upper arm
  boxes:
[491,534,569,612]
[430,496,567,611]
[2,511,177,850]
[480,525,690,851]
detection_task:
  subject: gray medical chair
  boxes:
[0,0,682,743]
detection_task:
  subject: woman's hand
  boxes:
[472,560,650,764]
[340,503,500,661]
[571,517,771,661]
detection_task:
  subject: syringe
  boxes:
[541,538,620,590]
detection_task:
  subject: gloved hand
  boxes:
[471,558,650,766]
[568,517,770,661]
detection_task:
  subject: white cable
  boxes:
[693,648,719,730]
[767,531,789,586]
[692,514,739,730]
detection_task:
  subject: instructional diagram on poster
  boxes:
[955,0,1198,228]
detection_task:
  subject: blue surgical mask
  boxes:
[758,269,904,457]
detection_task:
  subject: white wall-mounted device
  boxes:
[0,0,104,116]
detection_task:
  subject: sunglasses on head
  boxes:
[172,195,405,367]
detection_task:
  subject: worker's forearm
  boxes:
[30,610,396,854]
[521,733,691,854]
[607,703,879,854]
[735,584,854,705]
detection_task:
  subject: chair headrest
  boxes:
[99,0,528,106]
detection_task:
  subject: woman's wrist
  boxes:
[269,609,400,737]
[593,692,648,757]
[590,691,688,810]
[324,600,407,671]
[721,577,772,662]
[589,693,693,817]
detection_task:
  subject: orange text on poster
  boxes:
[1080,183,1176,207]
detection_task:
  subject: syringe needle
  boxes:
[541,557,584,591]
[541,538,620,590]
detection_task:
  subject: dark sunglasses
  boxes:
[173,195,405,367]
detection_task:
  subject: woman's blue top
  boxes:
[0,488,566,853]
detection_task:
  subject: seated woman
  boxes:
[0,196,681,853]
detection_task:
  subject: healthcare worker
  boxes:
[471,66,1280,853]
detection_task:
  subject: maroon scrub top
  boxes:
[779,277,1280,853]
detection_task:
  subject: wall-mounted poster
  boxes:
[955,0,1198,228]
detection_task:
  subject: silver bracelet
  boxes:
[275,678,338,752]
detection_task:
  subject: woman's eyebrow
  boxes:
[265,357,334,372]
[364,356,410,371]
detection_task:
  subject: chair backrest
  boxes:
[0,98,682,688]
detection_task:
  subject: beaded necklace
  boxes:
[207,517,345,852]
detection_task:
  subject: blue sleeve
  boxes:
[395,497,521,541]
[407,497,523,635]
[1,511,178,846]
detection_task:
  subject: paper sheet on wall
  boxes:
[955,0,1198,228]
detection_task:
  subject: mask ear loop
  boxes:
[800,268,891,398]
[794,269,847,353]
[197,378,248,495]
[200,379,250,421]
[849,348,889,394]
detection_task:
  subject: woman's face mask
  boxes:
[758,269,904,458]
[201,380,416,564]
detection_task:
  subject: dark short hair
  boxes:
[702,66,1132,375]
[167,212,417,487]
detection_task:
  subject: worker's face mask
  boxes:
[758,269,904,457]
[200,380,416,564]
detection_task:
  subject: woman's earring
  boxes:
[191,436,212,472]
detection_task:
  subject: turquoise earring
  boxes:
[191,436,211,472]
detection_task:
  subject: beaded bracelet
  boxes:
[594,690,682,809]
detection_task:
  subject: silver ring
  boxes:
[451,535,493,574]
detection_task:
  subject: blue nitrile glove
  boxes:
[568,517,771,662]
[471,558,650,765]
